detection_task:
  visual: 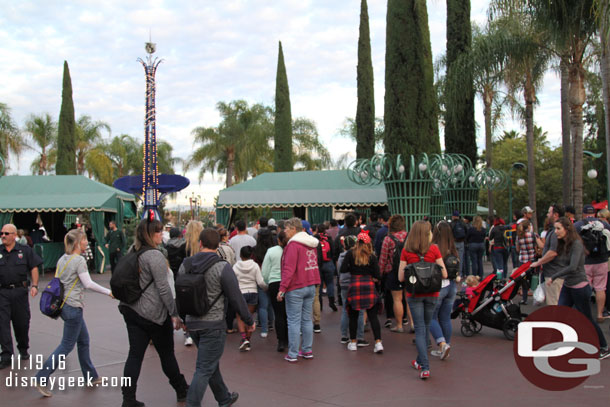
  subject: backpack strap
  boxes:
[184,256,227,308]
[56,255,80,310]
[137,247,156,294]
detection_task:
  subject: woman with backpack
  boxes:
[398,220,447,380]
[118,215,189,407]
[548,217,609,359]
[34,229,113,397]
[516,220,543,305]
[378,215,409,332]
[429,221,459,361]
[340,232,384,353]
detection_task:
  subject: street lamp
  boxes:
[508,162,526,221]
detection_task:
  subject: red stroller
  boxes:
[452,262,532,340]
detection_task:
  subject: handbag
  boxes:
[404,255,442,295]
[533,282,545,305]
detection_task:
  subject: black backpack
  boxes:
[580,221,609,257]
[174,256,225,317]
[444,254,460,280]
[404,255,443,295]
[452,220,466,240]
[388,234,405,279]
[110,247,156,304]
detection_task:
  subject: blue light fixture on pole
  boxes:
[508,162,526,221]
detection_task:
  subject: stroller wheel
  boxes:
[461,321,475,337]
[472,320,483,333]
[503,318,520,341]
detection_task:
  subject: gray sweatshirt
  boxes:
[550,239,588,288]
[178,251,253,331]
[120,249,177,325]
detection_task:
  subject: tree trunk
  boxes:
[560,60,573,206]
[226,148,235,188]
[601,20,610,205]
[569,41,587,218]
[524,73,537,232]
[484,87,494,217]
[39,149,46,176]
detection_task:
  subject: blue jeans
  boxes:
[340,286,364,340]
[455,241,465,276]
[186,329,234,407]
[35,305,98,380]
[558,284,608,349]
[407,296,438,371]
[257,288,274,334]
[320,261,336,299]
[285,285,315,358]
[468,243,485,278]
[492,248,509,279]
[429,282,457,345]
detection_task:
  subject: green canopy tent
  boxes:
[216,170,388,227]
[215,170,494,227]
[0,175,137,273]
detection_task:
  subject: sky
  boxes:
[0,0,563,208]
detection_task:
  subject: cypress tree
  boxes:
[384,0,439,159]
[274,41,293,172]
[445,0,476,164]
[356,0,375,159]
[56,60,76,175]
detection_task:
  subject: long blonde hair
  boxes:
[185,220,203,256]
[353,240,373,266]
[472,216,483,231]
[64,229,86,254]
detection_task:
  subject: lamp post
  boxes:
[508,162,526,222]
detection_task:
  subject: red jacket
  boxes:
[280,231,321,293]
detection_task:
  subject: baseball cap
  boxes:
[583,204,596,214]
[522,206,534,214]
[452,210,460,217]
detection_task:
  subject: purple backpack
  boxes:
[40,256,78,319]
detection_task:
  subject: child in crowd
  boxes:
[233,245,267,351]
[464,275,480,298]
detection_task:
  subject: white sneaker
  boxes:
[184,337,193,346]
[261,332,268,338]
[347,341,357,351]
[440,343,451,360]
[374,342,384,354]
[36,385,52,397]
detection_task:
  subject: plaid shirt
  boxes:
[379,230,407,275]
[518,232,537,263]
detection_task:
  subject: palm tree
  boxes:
[292,118,331,171]
[519,0,598,216]
[24,113,57,175]
[0,103,23,172]
[85,134,140,184]
[595,0,610,203]
[186,100,273,188]
[489,5,552,231]
[75,115,110,175]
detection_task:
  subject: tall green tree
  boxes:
[75,115,110,175]
[292,118,331,170]
[444,0,476,164]
[56,61,76,175]
[274,41,293,171]
[518,0,598,216]
[596,0,610,203]
[25,113,57,175]
[356,0,375,159]
[384,0,439,159]
[0,103,24,172]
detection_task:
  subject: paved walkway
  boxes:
[2,262,609,407]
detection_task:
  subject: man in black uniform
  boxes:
[0,223,43,369]
[104,220,125,273]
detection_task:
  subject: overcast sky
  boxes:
[0,0,563,207]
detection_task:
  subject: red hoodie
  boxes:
[280,231,321,293]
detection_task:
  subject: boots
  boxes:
[121,385,144,407]
[173,374,189,402]
[329,297,338,312]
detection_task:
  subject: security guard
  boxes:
[0,223,43,369]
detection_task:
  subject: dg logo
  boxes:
[514,306,601,390]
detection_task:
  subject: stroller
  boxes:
[452,262,532,340]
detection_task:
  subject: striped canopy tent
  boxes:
[0,175,137,272]
[216,170,388,226]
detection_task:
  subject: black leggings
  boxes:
[119,306,186,400]
[349,304,381,341]
[268,282,288,345]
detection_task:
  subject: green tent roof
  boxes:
[217,170,387,208]
[0,175,136,213]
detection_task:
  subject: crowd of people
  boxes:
[1,203,610,405]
